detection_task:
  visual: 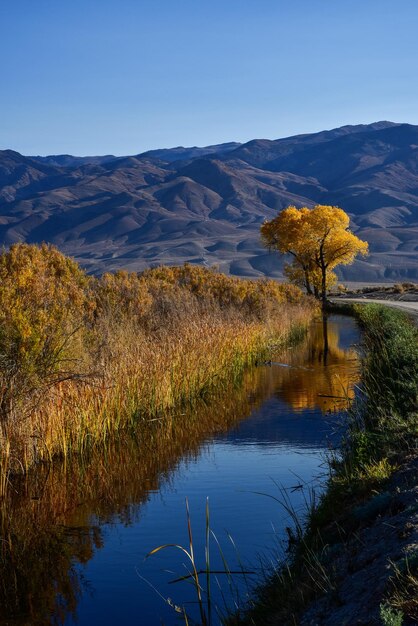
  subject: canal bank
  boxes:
[235,304,418,626]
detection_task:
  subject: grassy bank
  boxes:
[0,244,315,475]
[234,304,418,625]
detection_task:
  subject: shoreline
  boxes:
[233,303,418,626]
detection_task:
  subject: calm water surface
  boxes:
[1,315,360,625]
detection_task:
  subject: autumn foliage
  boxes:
[261,205,368,305]
[0,244,92,423]
[0,244,315,469]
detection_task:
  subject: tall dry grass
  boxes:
[0,245,316,472]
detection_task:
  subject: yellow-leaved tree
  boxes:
[261,205,368,307]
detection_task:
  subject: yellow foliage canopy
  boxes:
[261,205,368,301]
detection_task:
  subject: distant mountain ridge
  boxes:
[1,121,417,281]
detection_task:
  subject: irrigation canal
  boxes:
[1,314,361,625]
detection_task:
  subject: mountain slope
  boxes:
[1,122,417,280]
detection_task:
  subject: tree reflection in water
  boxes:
[0,315,360,625]
[271,315,360,414]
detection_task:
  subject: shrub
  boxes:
[0,244,91,424]
[94,270,153,323]
[139,264,306,319]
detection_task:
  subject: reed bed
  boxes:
[0,244,316,473]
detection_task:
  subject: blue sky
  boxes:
[1,0,418,155]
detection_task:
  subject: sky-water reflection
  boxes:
[0,314,360,626]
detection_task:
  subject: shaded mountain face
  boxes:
[1,121,417,281]
[139,141,242,163]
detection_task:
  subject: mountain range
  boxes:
[1,121,417,281]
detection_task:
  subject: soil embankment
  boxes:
[298,456,418,625]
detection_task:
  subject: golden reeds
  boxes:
[0,245,316,472]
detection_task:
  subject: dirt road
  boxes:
[330,297,418,322]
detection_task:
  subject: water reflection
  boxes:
[274,314,359,413]
[0,369,291,625]
[0,315,360,625]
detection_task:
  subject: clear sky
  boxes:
[1,0,418,155]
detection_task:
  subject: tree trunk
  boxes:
[321,264,327,310]
[304,269,313,295]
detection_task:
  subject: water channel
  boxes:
[0,314,361,625]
